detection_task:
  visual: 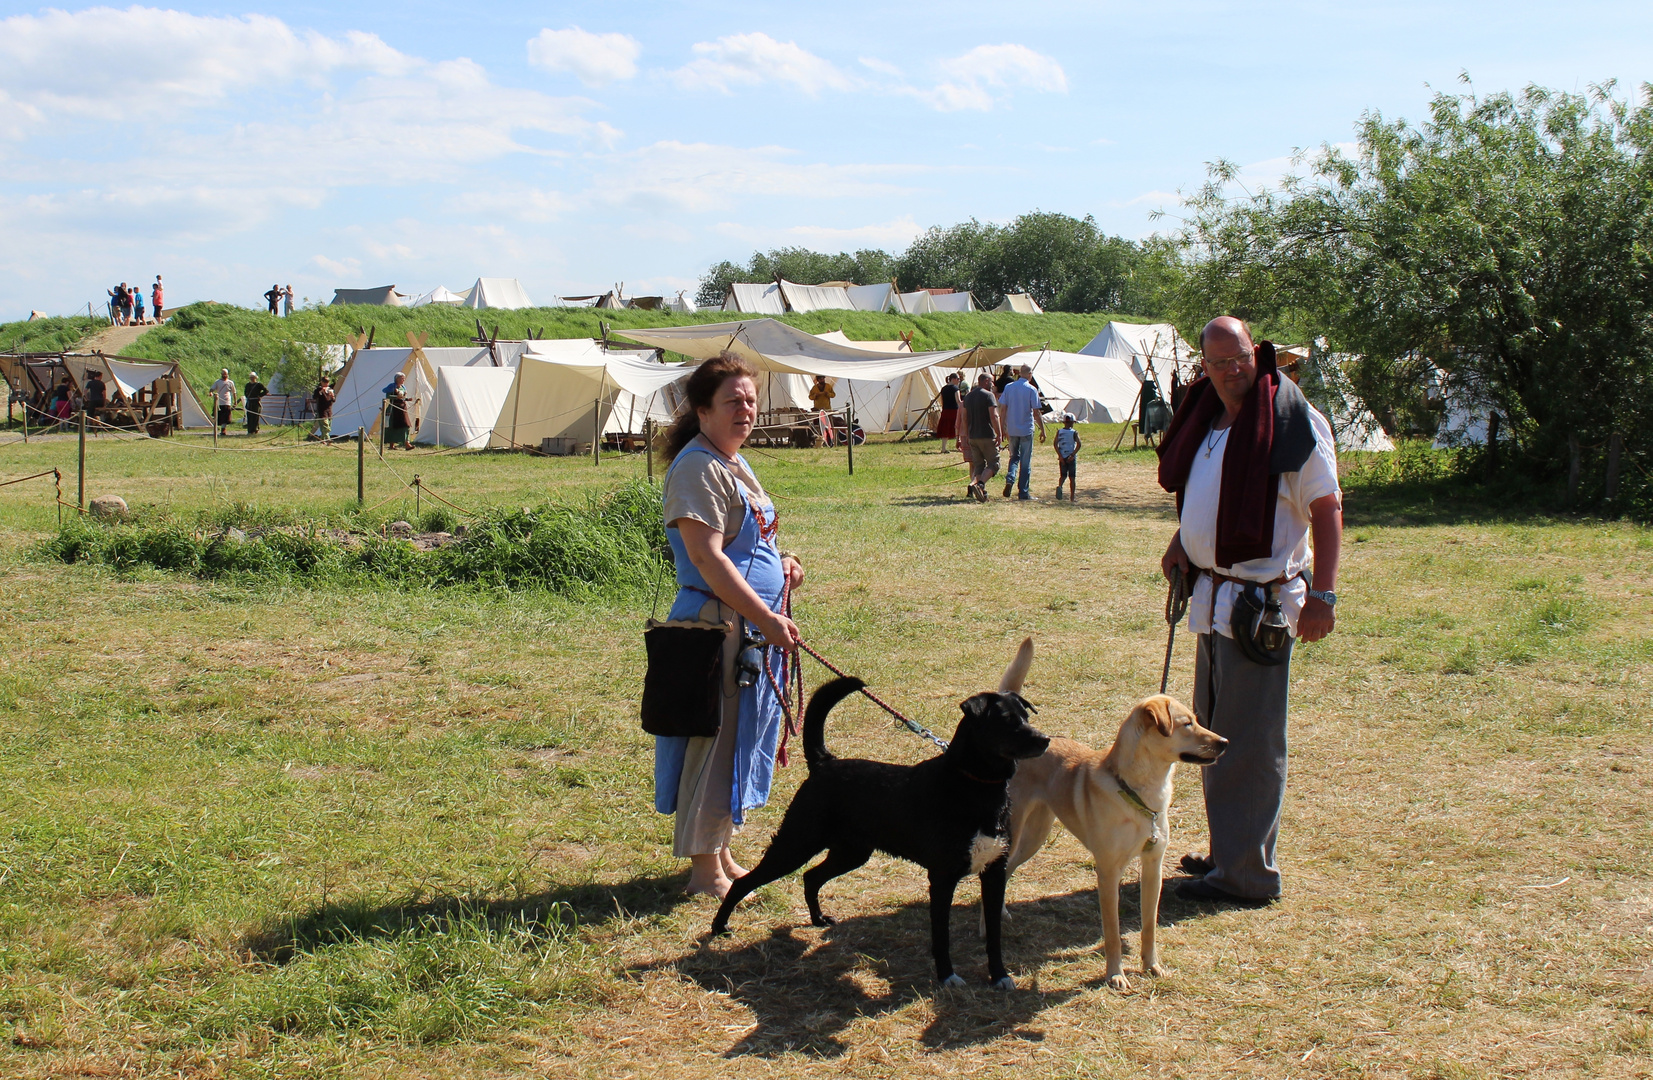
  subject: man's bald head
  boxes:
[976,373,994,387]
[1200,316,1252,355]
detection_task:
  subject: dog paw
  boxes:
[1104,973,1132,992]
[939,973,966,989]
[811,914,836,927]
[990,976,1016,992]
[1147,962,1168,978]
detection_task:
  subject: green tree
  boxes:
[1175,79,1653,510]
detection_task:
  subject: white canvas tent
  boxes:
[415,367,518,447]
[462,278,533,310]
[488,347,688,451]
[994,293,1044,315]
[1023,350,1142,423]
[1429,368,1493,448]
[778,280,852,313]
[49,353,212,428]
[667,290,698,313]
[330,286,408,307]
[1078,322,1197,381]
[897,290,935,314]
[408,286,466,307]
[928,291,977,313]
[846,283,896,312]
[812,331,939,433]
[721,282,786,314]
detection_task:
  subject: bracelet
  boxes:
[778,550,800,563]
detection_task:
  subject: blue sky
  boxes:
[1,1,1648,320]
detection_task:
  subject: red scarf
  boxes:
[1157,341,1304,568]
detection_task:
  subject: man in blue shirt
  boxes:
[997,363,1046,500]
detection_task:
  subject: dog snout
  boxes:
[1017,730,1051,759]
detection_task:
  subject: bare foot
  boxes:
[720,849,747,879]
[686,853,732,898]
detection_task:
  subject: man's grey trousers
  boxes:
[1192,631,1293,899]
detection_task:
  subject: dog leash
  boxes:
[1160,564,1192,694]
[786,632,951,752]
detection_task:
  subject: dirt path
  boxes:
[76,321,156,355]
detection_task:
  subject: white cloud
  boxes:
[310,255,361,278]
[586,141,927,214]
[450,186,573,224]
[913,44,1067,112]
[713,216,925,250]
[527,27,640,86]
[0,7,411,135]
[673,33,855,96]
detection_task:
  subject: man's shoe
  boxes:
[1054,489,1062,500]
[1179,852,1214,877]
[1173,878,1276,907]
[1002,482,1012,498]
[974,484,988,503]
[1018,494,1036,501]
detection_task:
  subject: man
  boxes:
[961,372,1003,502]
[209,368,236,436]
[264,284,282,315]
[82,369,108,415]
[998,363,1046,500]
[1157,316,1342,906]
[936,371,963,452]
[312,374,335,441]
[243,371,268,436]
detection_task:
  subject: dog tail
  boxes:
[803,676,865,768]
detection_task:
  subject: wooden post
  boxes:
[414,475,421,519]
[593,398,601,466]
[845,404,855,476]
[78,410,86,509]
[645,419,654,482]
[1605,432,1624,505]
[1567,433,1582,502]
[20,398,27,443]
[357,427,365,505]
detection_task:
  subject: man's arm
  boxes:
[991,403,1004,443]
[1297,492,1342,643]
[1034,399,1046,441]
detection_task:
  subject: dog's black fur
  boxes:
[709,676,1050,988]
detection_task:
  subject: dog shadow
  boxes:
[242,873,694,962]
[634,885,1152,1058]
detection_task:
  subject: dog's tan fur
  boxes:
[994,664,1227,989]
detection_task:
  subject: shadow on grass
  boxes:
[244,873,694,963]
[634,881,1212,1058]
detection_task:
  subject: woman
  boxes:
[657,353,804,897]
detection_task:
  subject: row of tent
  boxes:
[720,279,1043,316]
[329,278,535,310]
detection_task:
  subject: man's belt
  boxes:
[1193,567,1293,590]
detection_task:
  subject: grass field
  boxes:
[1,426,1650,1079]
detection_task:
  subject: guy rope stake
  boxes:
[1161,564,1191,694]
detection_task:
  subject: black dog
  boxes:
[709,675,1050,989]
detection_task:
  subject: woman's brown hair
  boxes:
[658,351,759,464]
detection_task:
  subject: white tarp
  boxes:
[994,293,1044,315]
[409,286,466,307]
[812,331,935,432]
[329,349,434,438]
[897,290,933,314]
[1023,350,1142,423]
[80,355,212,428]
[815,330,910,352]
[779,280,853,313]
[462,278,533,310]
[1079,321,1197,381]
[489,348,688,450]
[615,318,1006,383]
[416,366,517,447]
[722,282,786,314]
[847,283,896,312]
[928,291,977,313]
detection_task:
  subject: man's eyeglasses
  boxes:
[1204,351,1254,372]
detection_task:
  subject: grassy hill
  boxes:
[2,303,1149,399]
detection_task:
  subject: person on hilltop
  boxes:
[151,276,164,322]
[997,362,1046,501]
[654,353,805,898]
[1157,316,1343,906]
[132,285,146,325]
[961,371,1002,502]
[243,371,268,436]
[264,284,282,315]
[117,283,133,326]
[283,285,295,317]
[209,368,236,436]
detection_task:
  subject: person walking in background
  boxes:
[1054,413,1081,501]
[210,368,235,436]
[243,371,268,436]
[1158,316,1343,906]
[264,284,282,315]
[312,374,335,441]
[151,276,164,322]
[961,372,1002,502]
[283,285,295,316]
[998,363,1046,500]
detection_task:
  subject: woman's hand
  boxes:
[782,555,804,591]
[755,609,802,649]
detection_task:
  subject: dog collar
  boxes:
[1109,769,1164,849]
[953,766,1006,785]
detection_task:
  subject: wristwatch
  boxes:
[1308,588,1337,608]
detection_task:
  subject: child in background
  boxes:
[1054,413,1081,501]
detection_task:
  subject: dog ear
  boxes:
[959,693,991,719]
[998,637,1034,694]
[1140,697,1175,737]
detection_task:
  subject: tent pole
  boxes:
[898,386,944,443]
[846,403,854,476]
[357,428,365,505]
[645,419,654,482]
